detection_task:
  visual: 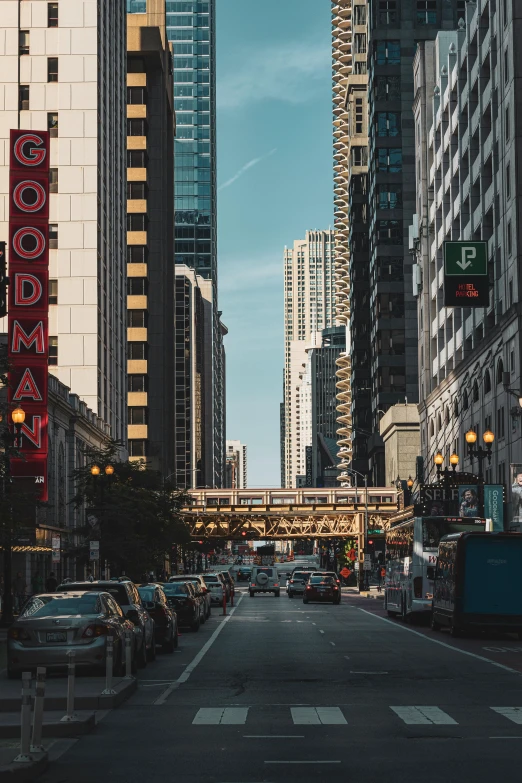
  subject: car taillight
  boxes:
[333,587,339,591]
[274,583,279,587]
[82,625,108,638]
[306,586,311,591]
[336,579,340,584]
[8,628,29,640]
[413,577,423,598]
[251,583,255,587]
[289,580,294,584]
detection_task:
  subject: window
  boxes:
[505,48,509,84]
[463,389,469,410]
[505,105,510,142]
[19,86,29,111]
[496,357,504,385]
[379,0,397,24]
[127,87,146,105]
[48,3,59,27]
[376,76,401,100]
[49,223,58,250]
[417,0,437,24]
[47,57,58,82]
[127,246,148,264]
[49,224,58,249]
[354,97,364,133]
[127,119,147,137]
[127,309,147,327]
[19,30,30,55]
[48,112,58,137]
[129,440,147,457]
[128,342,147,360]
[506,163,511,201]
[49,168,58,193]
[377,186,402,210]
[128,278,147,295]
[127,213,147,232]
[354,4,367,24]
[376,40,400,65]
[507,220,512,256]
[376,220,402,244]
[351,146,368,166]
[127,182,147,200]
[377,148,402,173]
[473,380,479,402]
[484,369,491,394]
[497,407,505,439]
[128,407,147,425]
[376,112,400,136]
[49,336,58,366]
[127,150,146,168]
[454,399,459,418]
[49,280,58,305]
[128,375,148,392]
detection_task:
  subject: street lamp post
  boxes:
[346,467,369,591]
[90,464,114,579]
[465,429,494,515]
[0,407,26,626]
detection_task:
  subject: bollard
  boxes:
[102,635,116,695]
[222,590,227,616]
[31,667,46,752]
[61,650,77,722]
[124,631,134,680]
[14,672,33,763]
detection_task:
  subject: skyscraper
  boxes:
[0,0,127,440]
[126,1,175,475]
[225,440,247,489]
[282,230,337,487]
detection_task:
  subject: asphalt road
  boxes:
[38,570,522,783]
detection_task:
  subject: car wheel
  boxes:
[191,615,200,632]
[173,628,179,648]
[249,590,254,598]
[147,639,156,662]
[450,621,460,638]
[131,649,138,674]
[138,638,148,668]
[430,612,441,631]
[303,599,309,604]
[288,592,293,599]
[275,591,280,597]
[200,608,206,625]
[164,631,175,654]
[206,604,211,619]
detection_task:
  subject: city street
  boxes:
[37,566,522,783]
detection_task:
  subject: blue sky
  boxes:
[217,0,333,487]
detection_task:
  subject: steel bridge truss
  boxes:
[184,512,392,540]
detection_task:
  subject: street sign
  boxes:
[89,540,100,562]
[354,561,359,571]
[363,560,372,571]
[443,241,489,307]
[52,535,61,564]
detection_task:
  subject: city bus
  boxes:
[384,516,488,620]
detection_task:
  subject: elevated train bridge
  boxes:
[183,488,399,548]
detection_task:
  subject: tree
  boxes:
[71,440,190,579]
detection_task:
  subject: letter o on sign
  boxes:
[12,227,46,260]
[13,180,46,213]
[13,133,47,167]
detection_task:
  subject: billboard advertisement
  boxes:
[457,485,479,518]
[8,130,49,500]
[510,466,522,530]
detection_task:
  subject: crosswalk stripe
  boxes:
[390,706,458,725]
[192,708,249,725]
[491,707,522,725]
[291,707,347,725]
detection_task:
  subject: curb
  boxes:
[0,752,48,782]
[0,677,137,713]
[0,711,96,739]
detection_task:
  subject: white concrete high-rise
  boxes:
[282,230,337,487]
[225,440,247,489]
[0,1,127,440]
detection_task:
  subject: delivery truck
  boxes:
[430,532,522,637]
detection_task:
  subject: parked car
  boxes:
[249,566,280,597]
[168,576,208,623]
[287,571,311,598]
[310,571,341,586]
[161,582,201,631]
[57,580,154,666]
[303,575,341,605]
[236,567,252,583]
[7,591,136,679]
[202,573,226,606]
[137,584,178,652]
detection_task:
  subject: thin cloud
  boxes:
[219,40,330,109]
[218,148,277,191]
[220,258,282,293]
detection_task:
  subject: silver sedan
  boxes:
[7,591,136,678]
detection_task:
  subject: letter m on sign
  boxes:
[11,320,45,353]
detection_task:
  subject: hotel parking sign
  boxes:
[443,241,489,307]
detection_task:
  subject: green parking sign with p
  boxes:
[444,241,487,275]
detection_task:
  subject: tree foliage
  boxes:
[70,440,190,578]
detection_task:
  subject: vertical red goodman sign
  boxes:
[8,130,50,501]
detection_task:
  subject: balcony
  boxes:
[127,136,146,150]
[127,263,147,277]
[128,425,148,439]
[128,392,148,407]
[127,168,147,182]
[128,359,147,374]
[127,199,147,214]
[127,104,146,119]
[127,327,147,342]
[127,231,147,245]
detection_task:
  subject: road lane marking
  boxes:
[330,642,335,646]
[154,594,244,705]
[193,707,249,725]
[357,608,522,675]
[319,630,325,634]
[391,706,457,725]
[491,707,522,724]
[244,735,304,739]
[490,736,522,739]
[350,671,388,675]
[291,707,346,725]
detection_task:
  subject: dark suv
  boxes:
[57,580,155,666]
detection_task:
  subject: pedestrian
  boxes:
[45,571,58,592]
[31,570,43,595]
[377,565,386,592]
[12,571,27,612]
[86,568,95,583]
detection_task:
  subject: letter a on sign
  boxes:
[13,368,43,401]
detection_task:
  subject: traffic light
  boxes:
[0,242,7,318]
